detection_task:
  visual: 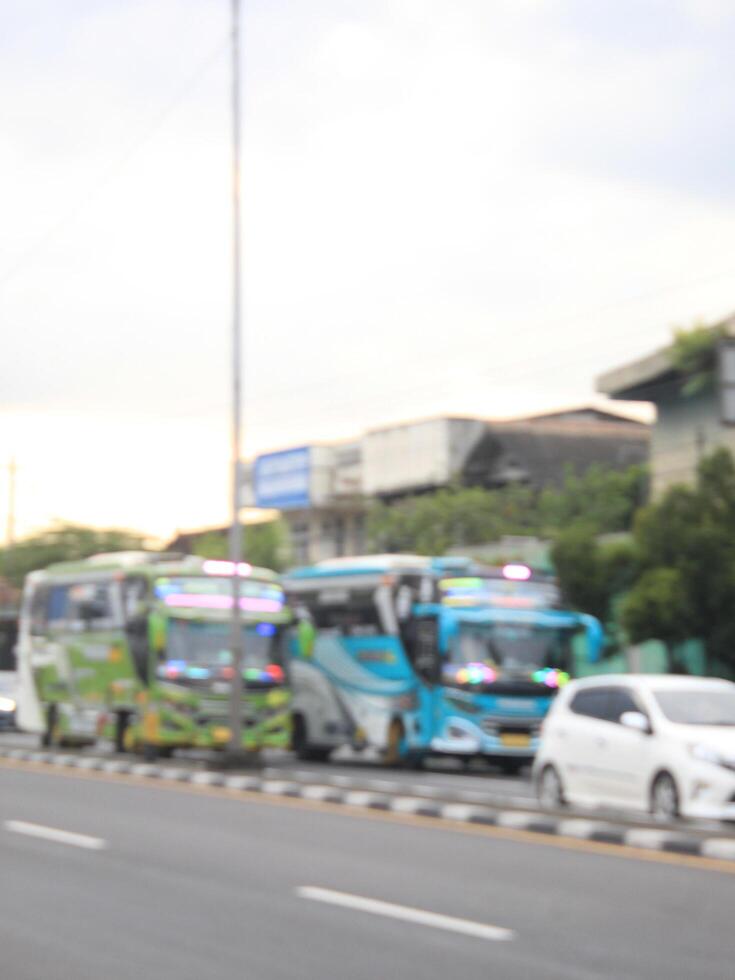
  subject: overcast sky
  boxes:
[3,0,735,542]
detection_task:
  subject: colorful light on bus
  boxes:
[532,667,570,688]
[243,664,284,684]
[502,563,532,581]
[452,662,497,685]
[203,560,253,577]
[162,594,283,613]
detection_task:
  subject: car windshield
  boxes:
[653,689,735,725]
[448,622,573,672]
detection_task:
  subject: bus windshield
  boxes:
[160,620,285,681]
[448,621,573,673]
[153,575,285,614]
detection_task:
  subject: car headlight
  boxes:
[0,696,16,713]
[689,743,735,772]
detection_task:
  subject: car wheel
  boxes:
[537,764,566,808]
[651,771,680,821]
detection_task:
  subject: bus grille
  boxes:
[196,698,255,725]
[480,718,538,737]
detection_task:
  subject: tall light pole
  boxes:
[227,0,245,759]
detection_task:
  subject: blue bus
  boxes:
[284,555,603,770]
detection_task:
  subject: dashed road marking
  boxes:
[4,819,107,851]
[296,886,515,942]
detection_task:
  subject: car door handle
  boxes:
[595,737,606,748]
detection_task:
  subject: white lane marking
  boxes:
[296,886,515,942]
[4,820,107,851]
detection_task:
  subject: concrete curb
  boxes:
[2,746,733,863]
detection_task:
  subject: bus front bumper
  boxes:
[429,717,541,759]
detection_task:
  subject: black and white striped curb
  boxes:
[3,746,735,863]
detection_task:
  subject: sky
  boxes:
[3,0,735,543]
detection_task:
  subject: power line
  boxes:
[0,34,229,289]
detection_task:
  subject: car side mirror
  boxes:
[620,710,651,734]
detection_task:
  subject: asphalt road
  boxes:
[0,762,732,980]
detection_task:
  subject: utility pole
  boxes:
[227,0,246,760]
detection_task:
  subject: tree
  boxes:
[366,464,646,555]
[551,525,638,627]
[190,520,290,572]
[670,321,726,397]
[620,569,692,669]
[550,525,608,622]
[537,464,647,535]
[0,521,146,588]
[621,449,735,674]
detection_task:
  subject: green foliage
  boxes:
[620,569,691,650]
[621,448,735,673]
[189,532,229,561]
[190,520,290,572]
[369,481,551,555]
[670,322,726,397]
[537,464,647,534]
[367,464,646,556]
[0,521,146,588]
[551,526,638,626]
[550,526,608,621]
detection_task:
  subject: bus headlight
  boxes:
[0,696,16,713]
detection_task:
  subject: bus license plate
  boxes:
[500,733,530,748]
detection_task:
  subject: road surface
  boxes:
[0,761,732,979]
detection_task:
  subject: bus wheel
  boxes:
[141,744,174,762]
[383,719,406,767]
[114,711,131,754]
[292,715,331,762]
[41,704,58,748]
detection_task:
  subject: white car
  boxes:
[533,674,735,821]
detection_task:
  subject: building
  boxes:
[242,442,366,565]
[243,407,648,564]
[462,409,647,490]
[597,316,735,497]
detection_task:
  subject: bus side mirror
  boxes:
[296,620,315,659]
[580,615,603,663]
[148,613,167,654]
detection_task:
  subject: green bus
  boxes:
[15,552,291,757]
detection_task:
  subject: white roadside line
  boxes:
[296,886,516,942]
[4,820,107,851]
